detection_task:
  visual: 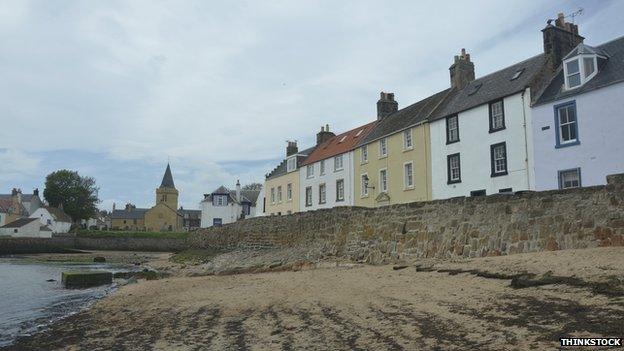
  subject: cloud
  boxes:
[0,148,41,186]
[1,0,622,208]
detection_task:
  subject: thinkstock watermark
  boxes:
[560,338,622,347]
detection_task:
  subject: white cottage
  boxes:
[200,181,261,228]
[299,123,376,211]
[0,218,53,238]
[30,206,72,234]
[429,13,584,199]
[531,37,624,190]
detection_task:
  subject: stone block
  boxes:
[62,271,113,289]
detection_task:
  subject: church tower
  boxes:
[155,163,178,209]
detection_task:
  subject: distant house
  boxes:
[200,181,261,228]
[0,217,53,238]
[30,206,73,234]
[179,208,201,231]
[0,188,41,226]
[111,204,148,231]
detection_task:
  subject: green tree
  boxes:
[43,170,100,222]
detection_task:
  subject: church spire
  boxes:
[160,163,175,188]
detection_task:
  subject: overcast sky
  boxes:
[1,0,622,210]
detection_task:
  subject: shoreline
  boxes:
[2,247,623,350]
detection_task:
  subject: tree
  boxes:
[242,182,262,191]
[43,170,100,222]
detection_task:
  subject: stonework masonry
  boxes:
[188,173,624,263]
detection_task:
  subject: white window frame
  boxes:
[277,186,282,203]
[306,165,314,178]
[319,183,326,204]
[214,195,227,206]
[334,155,344,172]
[403,129,413,150]
[379,168,388,193]
[320,160,325,175]
[559,168,581,189]
[563,54,599,90]
[270,188,275,204]
[336,179,345,202]
[286,183,292,201]
[305,186,312,207]
[361,173,369,197]
[403,161,414,189]
[286,157,297,172]
[447,116,459,143]
[379,138,388,158]
[361,145,368,164]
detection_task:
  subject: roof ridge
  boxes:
[595,34,624,48]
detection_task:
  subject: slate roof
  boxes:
[43,206,72,223]
[0,217,38,228]
[429,53,549,121]
[202,187,261,206]
[535,36,624,105]
[160,164,175,188]
[110,208,149,220]
[358,89,451,145]
[563,43,608,60]
[302,121,377,166]
[266,146,316,180]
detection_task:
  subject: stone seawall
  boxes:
[189,173,624,262]
[0,236,188,255]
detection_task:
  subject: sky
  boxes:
[1,0,623,210]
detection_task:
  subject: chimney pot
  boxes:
[316,124,335,145]
[286,140,299,156]
[542,11,584,70]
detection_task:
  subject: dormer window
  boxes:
[562,44,605,90]
[286,157,296,172]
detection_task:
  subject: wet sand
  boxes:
[3,247,624,350]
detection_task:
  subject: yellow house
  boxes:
[353,91,448,207]
[264,141,316,216]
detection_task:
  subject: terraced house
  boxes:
[264,141,315,216]
[300,122,376,211]
[354,92,438,207]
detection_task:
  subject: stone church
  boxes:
[111,164,185,231]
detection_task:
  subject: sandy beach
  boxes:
[3,247,624,350]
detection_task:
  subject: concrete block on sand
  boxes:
[62,271,113,289]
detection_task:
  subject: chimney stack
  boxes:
[542,12,584,70]
[33,188,39,197]
[377,92,398,120]
[236,180,241,202]
[286,141,298,156]
[449,49,475,90]
[112,202,116,212]
[316,125,335,145]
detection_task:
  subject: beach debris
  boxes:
[46,279,56,282]
[392,265,409,271]
[93,256,106,263]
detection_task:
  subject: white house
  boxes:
[531,38,624,190]
[200,181,261,228]
[298,123,376,211]
[0,218,53,238]
[30,206,72,234]
[429,14,584,199]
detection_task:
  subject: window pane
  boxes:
[566,59,579,74]
[568,73,581,87]
[583,57,595,77]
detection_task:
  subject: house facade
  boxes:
[299,123,375,211]
[354,93,436,207]
[264,142,315,216]
[200,181,261,227]
[0,217,52,238]
[0,188,39,225]
[428,15,584,199]
[30,206,72,233]
[531,37,624,190]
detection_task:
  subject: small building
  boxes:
[200,181,261,228]
[0,189,30,226]
[30,206,73,234]
[532,37,624,190]
[179,208,201,231]
[110,204,148,231]
[0,217,53,238]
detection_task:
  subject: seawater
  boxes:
[0,261,126,347]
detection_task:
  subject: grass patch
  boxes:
[170,249,220,264]
[76,230,189,239]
